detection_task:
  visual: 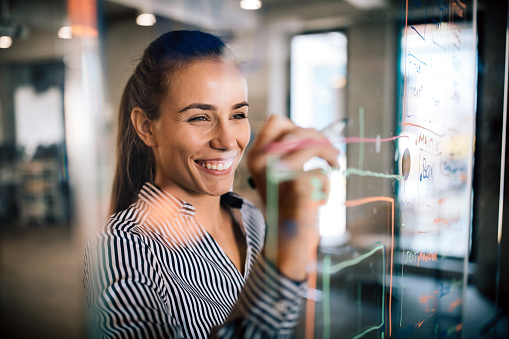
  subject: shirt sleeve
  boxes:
[84,228,185,339]
[211,255,308,339]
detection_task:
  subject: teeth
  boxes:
[199,159,234,171]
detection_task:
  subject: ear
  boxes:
[131,108,157,147]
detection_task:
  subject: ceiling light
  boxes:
[0,36,12,48]
[58,26,72,39]
[136,13,156,26]
[344,0,386,9]
[240,0,262,10]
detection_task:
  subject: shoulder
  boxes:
[107,200,149,232]
[86,201,152,258]
[84,203,163,293]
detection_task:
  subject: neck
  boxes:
[191,195,224,233]
[157,183,226,234]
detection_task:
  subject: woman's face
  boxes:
[151,59,250,199]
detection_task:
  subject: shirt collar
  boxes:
[138,183,244,220]
[220,192,244,209]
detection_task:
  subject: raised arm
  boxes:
[211,115,339,337]
[247,114,340,280]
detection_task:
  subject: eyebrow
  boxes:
[177,101,249,113]
[178,103,216,113]
[232,101,249,110]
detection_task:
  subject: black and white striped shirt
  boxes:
[84,182,307,338]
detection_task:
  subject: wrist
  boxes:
[274,218,319,281]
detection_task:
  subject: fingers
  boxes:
[249,115,297,155]
[247,115,295,175]
[278,145,340,170]
[266,120,339,169]
[247,115,298,202]
[265,127,340,172]
[247,114,340,205]
[248,115,340,170]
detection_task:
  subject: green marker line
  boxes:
[323,255,331,339]
[346,167,404,180]
[359,107,365,170]
[324,245,386,339]
[266,156,279,277]
[358,107,364,194]
[400,258,404,327]
[327,245,383,274]
[357,284,362,330]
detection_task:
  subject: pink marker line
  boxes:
[334,135,409,144]
[264,138,333,155]
[265,135,408,155]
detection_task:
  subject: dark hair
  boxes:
[111,30,233,214]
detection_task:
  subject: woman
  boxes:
[84,30,339,338]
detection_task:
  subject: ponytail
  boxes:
[110,76,155,214]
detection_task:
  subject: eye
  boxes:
[188,115,209,122]
[231,113,247,120]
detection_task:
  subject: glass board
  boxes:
[273,0,478,338]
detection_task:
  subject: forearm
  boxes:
[212,256,307,338]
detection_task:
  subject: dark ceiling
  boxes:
[1,0,136,38]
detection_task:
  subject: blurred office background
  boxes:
[0,0,508,338]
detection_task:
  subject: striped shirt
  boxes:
[84,182,307,338]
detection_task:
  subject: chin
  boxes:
[203,183,234,197]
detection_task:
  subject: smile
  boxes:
[195,159,234,171]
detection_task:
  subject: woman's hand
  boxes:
[247,115,340,280]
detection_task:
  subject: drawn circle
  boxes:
[402,148,411,181]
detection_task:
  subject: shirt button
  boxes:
[274,302,287,313]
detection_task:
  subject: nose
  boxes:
[210,120,236,151]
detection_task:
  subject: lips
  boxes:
[195,159,234,171]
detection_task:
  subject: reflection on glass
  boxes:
[290,32,348,244]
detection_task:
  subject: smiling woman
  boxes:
[84,30,339,338]
[132,60,251,201]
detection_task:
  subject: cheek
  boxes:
[159,132,206,162]
[162,124,203,146]
[236,123,251,151]
[177,137,207,159]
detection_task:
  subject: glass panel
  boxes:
[281,1,478,338]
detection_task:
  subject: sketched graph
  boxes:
[322,244,386,339]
